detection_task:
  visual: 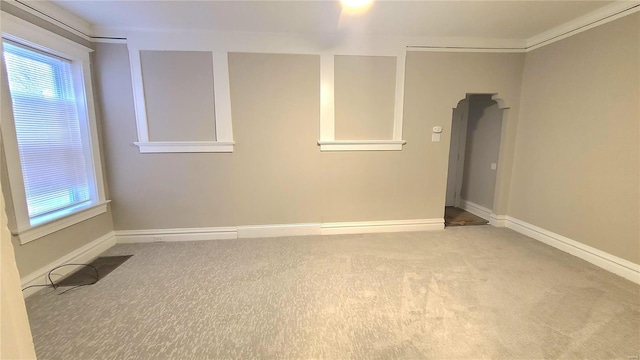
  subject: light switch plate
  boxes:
[491,163,497,170]
[432,133,441,142]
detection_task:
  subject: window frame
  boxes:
[1,12,108,245]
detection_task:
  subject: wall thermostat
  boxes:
[433,126,443,133]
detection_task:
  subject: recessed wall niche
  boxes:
[140,50,216,142]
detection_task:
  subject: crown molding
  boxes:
[406,37,526,53]
[6,0,639,53]
[94,25,527,53]
[526,1,640,51]
[2,0,93,41]
[91,37,127,44]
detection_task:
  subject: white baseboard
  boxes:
[21,231,116,298]
[115,227,236,243]
[489,214,508,227]
[460,200,508,227]
[506,217,640,285]
[460,200,492,221]
[237,223,321,238]
[115,218,445,244]
[321,219,444,235]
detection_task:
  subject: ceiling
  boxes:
[50,0,616,41]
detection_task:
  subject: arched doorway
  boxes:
[445,94,508,226]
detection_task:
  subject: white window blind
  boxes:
[3,41,91,221]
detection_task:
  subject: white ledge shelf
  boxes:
[134,141,235,153]
[318,140,406,152]
[15,201,110,245]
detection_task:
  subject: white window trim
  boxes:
[318,53,407,152]
[317,140,406,152]
[17,202,109,244]
[128,46,235,153]
[1,11,108,244]
[134,141,234,153]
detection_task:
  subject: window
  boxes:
[4,41,92,223]
[1,12,107,244]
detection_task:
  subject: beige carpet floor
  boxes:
[25,226,640,359]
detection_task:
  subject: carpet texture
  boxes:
[25,227,640,359]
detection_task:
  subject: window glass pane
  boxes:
[3,41,91,219]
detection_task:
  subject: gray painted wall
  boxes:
[140,50,217,142]
[445,99,468,207]
[94,44,525,229]
[461,95,503,210]
[509,13,640,264]
[334,55,396,140]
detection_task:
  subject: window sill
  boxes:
[134,141,234,153]
[318,140,406,151]
[15,201,110,245]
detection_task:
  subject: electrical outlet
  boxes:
[153,237,163,242]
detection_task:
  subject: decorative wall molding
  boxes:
[505,216,640,285]
[319,54,335,141]
[127,47,235,153]
[21,231,116,298]
[392,52,406,141]
[212,52,234,145]
[318,54,407,152]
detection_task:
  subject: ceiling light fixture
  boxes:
[340,0,373,11]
